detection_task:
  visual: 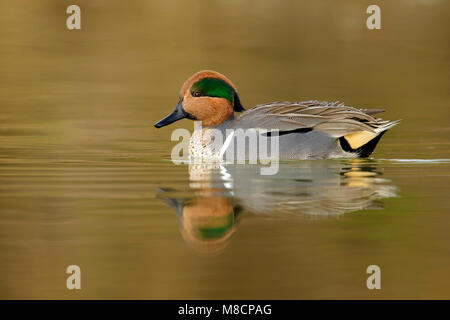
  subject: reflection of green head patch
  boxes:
[196,213,234,239]
[191,78,234,104]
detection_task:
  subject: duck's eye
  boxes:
[192,91,201,97]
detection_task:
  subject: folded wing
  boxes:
[236,100,400,148]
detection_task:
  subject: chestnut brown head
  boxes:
[154,70,244,128]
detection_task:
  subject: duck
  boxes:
[154,70,400,160]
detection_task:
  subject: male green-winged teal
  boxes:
[154,70,399,160]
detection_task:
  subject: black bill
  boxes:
[154,100,189,128]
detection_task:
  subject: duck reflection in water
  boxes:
[157,159,397,255]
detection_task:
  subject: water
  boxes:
[0,0,449,299]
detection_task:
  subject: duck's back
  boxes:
[229,100,399,159]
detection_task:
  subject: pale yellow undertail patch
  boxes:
[344,131,378,149]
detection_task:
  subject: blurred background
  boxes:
[0,0,449,299]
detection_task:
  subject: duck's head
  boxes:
[154,70,244,128]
